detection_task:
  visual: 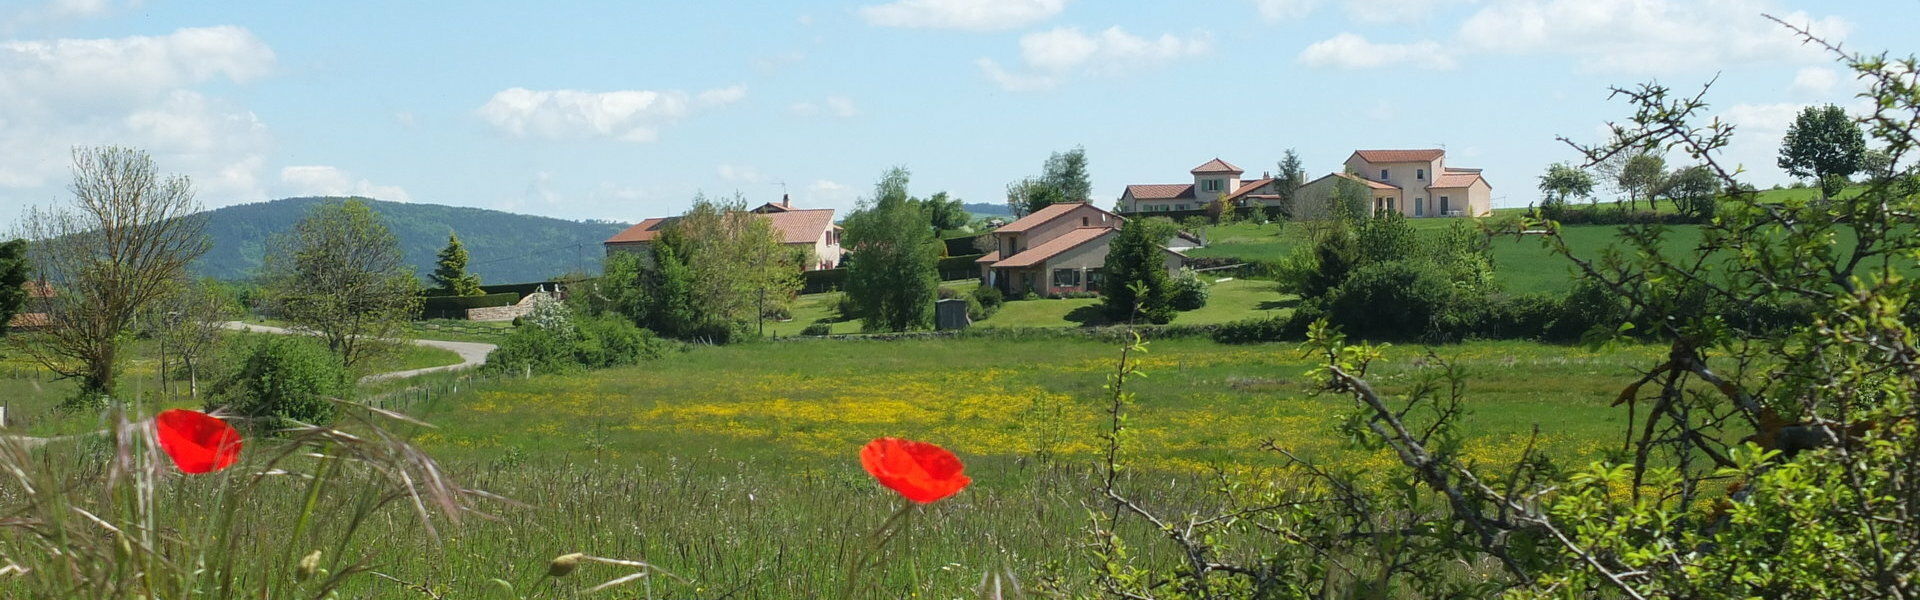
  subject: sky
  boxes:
[0,0,1911,226]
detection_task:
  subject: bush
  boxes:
[1210,315,1299,344]
[800,321,833,336]
[971,285,1003,311]
[936,287,961,300]
[1324,261,1455,341]
[572,314,666,369]
[486,312,669,376]
[209,336,348,429]
[833,292,859,322]
[1169,268,1209,311]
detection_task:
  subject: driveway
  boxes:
[220,322,497,383]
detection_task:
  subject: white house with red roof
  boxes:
[603,195,844,270]
[975,202,1187,296]
[1118,158,1286,213]
[1295,149,1493,218]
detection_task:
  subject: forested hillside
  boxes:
[195,197,629,283]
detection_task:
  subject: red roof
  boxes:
[604,208,837,246]
[1429,172,1486,189]
[1191,158,1243,174]
[1125,183,1195,201]
[997,202,1118,233]
[8,312,48,329]
[23,280,53,299]
[1223,178,1277,202]
[992,227,1115,268]
[1352,149,1445,163]
[760,209,836,244]
[606,217,675,244]
[974,250,1001,263]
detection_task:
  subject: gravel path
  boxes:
[219,321,498,383]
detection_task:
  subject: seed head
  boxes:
[296,550,322,581]
[548,553,585,577]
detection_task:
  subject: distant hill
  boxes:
[963,201,1013,217]
[195,197,631,284]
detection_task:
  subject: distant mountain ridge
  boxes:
[963,201,1013,216]
[195,197,630,284]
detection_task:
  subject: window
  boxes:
[1176,203,1189,210]
[1379,169,1389,180]
[1081,217,1089,226]
[1440,196,1451,215]
[1087,268,1105,291]
[1052,268,1081,288]
[1415,197,1425,216]
[1417,168,1426,180]
[1201,179,1221,193]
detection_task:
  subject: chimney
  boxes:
[782,193,791,208]
[1263,170,1271,179]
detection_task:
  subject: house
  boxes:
[975,202,1187,296]
[603,195,845,270]
[7,279,53,331]
[1295,149,1493,218]
[1117,158,1287,214]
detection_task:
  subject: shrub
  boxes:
[971,285,1003,311]
[1169,268,1209,311]
[486,311,669,376]
[210,336,348,429]
[1324,261,1455,341]
[936,287,961,300]
[800,321,833,336]
[1210,315,1298,344]
[572,314,666,369]
[833,292,859,322]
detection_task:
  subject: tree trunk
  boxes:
[86,341,117,400]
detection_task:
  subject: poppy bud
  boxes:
[548,553,585,577]
[296,550,322,581]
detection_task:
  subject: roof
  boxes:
[992,227,1115,268]
[1222,177,1277,202]
[1125,183,1195,201]
[759,208,837,244]
[1351,149,1446,164]
[974,250,1001,263]
[1191,158,1244,174]
[605,217,675,244]
[997,201,1118,233]
[1429,172,1487,189]
[603,208,837,246]
[7,312,48,329]
[23,280,53,299]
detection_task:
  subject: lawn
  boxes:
[972,277,1294,328]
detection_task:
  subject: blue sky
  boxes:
[0,0,1910,224]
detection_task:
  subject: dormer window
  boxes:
[1200,179,1222,193]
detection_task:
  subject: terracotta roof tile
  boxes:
[991,227,1115,268]
[604,209,837,246]
[1125,183,1195,201]
[1352,149,1445,163]
[1223,178,1277,202]
[1191,158,1244,174]
[975,250,1001,263]
[1429,173,1485,188]
[8,312,48,329]
[605,217,675,244]
[997,202,1118,233]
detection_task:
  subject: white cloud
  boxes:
[1252,0,1318,21]
[279,166,411,203]
[753,50,807,72]
[790,95,859,118]
[859,0,1067,31]
[979,26,1211,91]
[0,26,275,205]
[1791,66,1839,96]
[475,85,746,142]
[394,111,418,129]
[805,179,858,211]
[1298,33,1455,69]
[1456,0,1851,74]
[717,164,766,183]
[1343,0,1465,23]
[4,0,142,30]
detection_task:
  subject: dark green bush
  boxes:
[800,321,833,336]
[971,285,1003,311]
[486,314,669,376]
[1324,261,1454,341]
[210,336,348,429]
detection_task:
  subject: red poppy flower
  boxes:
[155,409,242,474]
[860,438,970,504]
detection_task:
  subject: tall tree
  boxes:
[262,199,421,370]
[0,239,30,336]
[1778,103,1866,198]
[1538,162,1596,205]
[917,191,970,231]
[1663,164,1722,219]
[1274,149,1307,215]
[1616,152,1666,211]
[844,167,941,332]
[1007,146,1091,216]
[640,194,802,341]
[430,232,484,296]
[1101,217,1176,324]
[13,147,208,403]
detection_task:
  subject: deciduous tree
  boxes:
[262,199,420,370]
[844,167,940,332]
[1778,103,1866,197]
[13,146,208,404]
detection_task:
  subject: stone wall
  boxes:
[466,289,554,322]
